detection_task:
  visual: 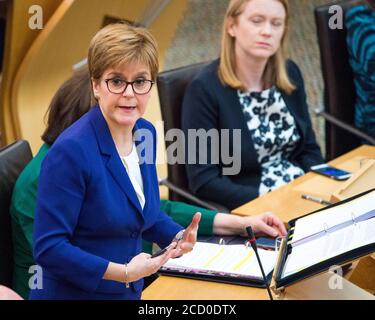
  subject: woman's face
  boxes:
[228,0,286,61]
[92,61,152,131]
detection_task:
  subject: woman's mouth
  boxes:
[118,105,136,110]
[256,42,271,48]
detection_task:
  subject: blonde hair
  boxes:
[219,0,296,94]
[88,23,159,82]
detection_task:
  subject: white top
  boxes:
[120,143,145,210]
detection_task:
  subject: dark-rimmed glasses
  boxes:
[104,78,154,95]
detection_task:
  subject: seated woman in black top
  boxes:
[182,0,323,210]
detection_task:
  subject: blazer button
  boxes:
[131,232,137,238]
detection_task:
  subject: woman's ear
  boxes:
[91,78,100,100]
[227,17,236,38]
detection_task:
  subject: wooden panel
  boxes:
[0,0,63,146]
[349,256,375,295]
[13,0,152,153]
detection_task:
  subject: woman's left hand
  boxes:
[172,212,201,257]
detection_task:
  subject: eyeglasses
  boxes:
[104,78,154,95]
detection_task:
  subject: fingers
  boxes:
[149,245,176,272]
[260,212,287,237]
[149,213,202,269]
[179,241,194,253]
[130,246,181,280]
[267,214,287,236]
[158,249,175,265]
[241,213,287,238]
[192,212,202,226]
[184,212,202,236]
[258,223,279,237]
[185,212,201,234]
[169,248,184,259]
[0,286,23,300]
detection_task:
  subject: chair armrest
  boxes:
[158,178,229,212]
[315,109,375,145]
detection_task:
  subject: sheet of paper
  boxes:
[282,216,375,278]
[163,242,277,279]
[292,190,375,244]
[282,235,328,278]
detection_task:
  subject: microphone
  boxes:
[246,226,274,300]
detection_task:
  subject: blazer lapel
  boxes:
[227,87,259,170]
[106,156,144,215]
[134,123,152,214]
[89,106,144,217]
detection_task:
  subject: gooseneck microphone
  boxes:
[246,226,274,300]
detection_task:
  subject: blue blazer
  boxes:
[30,106,183,300]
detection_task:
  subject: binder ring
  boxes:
[219,238,226,246]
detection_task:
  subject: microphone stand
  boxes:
[246,226,274,300]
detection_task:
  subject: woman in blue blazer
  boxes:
[182,0,324,210]
[30,24,200,300]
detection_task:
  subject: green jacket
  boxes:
[10,143,217,299]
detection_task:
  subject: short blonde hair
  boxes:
[88,23,159,81]
[219,0,296,94]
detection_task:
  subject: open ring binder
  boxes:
[159,235,277,288]
[273,188,375,291]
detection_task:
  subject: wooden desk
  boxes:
[142,277,268,300]
[233,145,375,221]
[142,146,375,300]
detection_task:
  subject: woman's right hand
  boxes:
[239,212,287,238]
[126,246,178,282]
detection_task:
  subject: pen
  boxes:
[301,194,332,206]
[151,230,185,258]
[151,243,174,258]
